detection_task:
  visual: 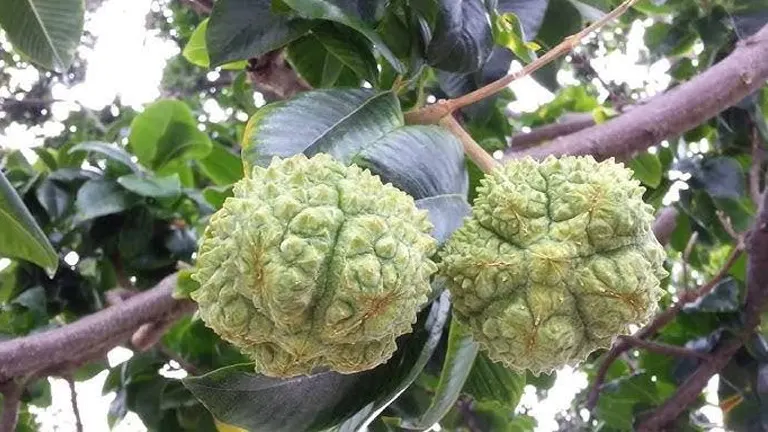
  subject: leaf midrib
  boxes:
[24,0,65,68]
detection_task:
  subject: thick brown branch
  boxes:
[0,274,194,382]
[509,24,768,161]
[0,380,23,432]
[508,114,596,150]
[652,207,679,246]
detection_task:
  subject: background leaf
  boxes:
[628,152,662,188]
[0,171,58,274]
[117,174,182,198]
[74,179,137,223]
[424,0,494,73]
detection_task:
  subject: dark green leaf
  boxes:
[286,23,377,88]
[35,178,70,221]
[197,143,243,186]
[463,352,525,409]
[206,0,311,67]
[116,174,182,198]
[281,0,405,72]
[683,278,741,313]
[118,206,154,258]
[0,171,58,274]
[0,0,84,71]
[695,157,745,200]
[595,372,674,430]
[129,100,212,170]
[241,89,467,199]
[202,185,234,209]
[184,295,451,432]
[68,141,142,173]
[74,179,137,223]
[414,194,471,244]
[399,318,479,429]
[423,0,494,73]
[628,152,663,188]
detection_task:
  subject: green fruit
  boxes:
[191,154,437,377]
[440,156,667,373]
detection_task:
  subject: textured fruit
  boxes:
[191,154,437,377]
[440,156,667,373]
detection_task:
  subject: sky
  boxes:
[0,0,725,430]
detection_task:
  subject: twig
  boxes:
[0,380,23,432]
[681,231,699,291]
[439,116,499,174]
[247,51,311,102]
[751,127,765,205]
[405,0,640,125]
[618,336,711,360]
[587,245,744,410]
[0,274,194,382]
[510,24,768,160]
[66,376,83,432]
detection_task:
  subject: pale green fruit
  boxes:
[191,154,437,377]
[440,156,668,373]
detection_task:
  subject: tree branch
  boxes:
[635,192,768,430]
[618,335,711,360]
[0,380,23,432]
[508,114,596,150]
[440,116,499,173]
[247,51,311,102]
[652,207,679,246]
[509,24,768,161]
[0,274,194,382]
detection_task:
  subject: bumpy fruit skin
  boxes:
[191,154,437,377]
[440,156,667,373]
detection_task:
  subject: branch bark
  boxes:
[247,51,311,102]
[0,274,194,382]
[508,24,768,161]
[652,207,679,246]
[66,376,83,432]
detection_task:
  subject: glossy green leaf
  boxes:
[34,178,70,221]
[399,318,479,430]
[74,179,137,223]
[492,12,538,63]
[286,23,377,88]
[628,152,663,188]
[184,296,450,432]
[242,89,468,199]
[695,157,745,200]
[68,141,142,173]
[463,352,525,409]
[129,100,212,170]
[0,0,84,71]
[206,0,312,67]
[182,19,248,70]
[202,185,233,210]
[595,372,675,430]
[281,0,405,72]
[424,0,494,73]
[116,174,182,198]
[196,143,243,186]
[497,0,550,39]
[0,170,58,274]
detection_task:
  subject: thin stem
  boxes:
[618,336,711,360]
[439,116,499,174]
[751,127,765,205]
[66,376,83,432]
[405,0,640,124]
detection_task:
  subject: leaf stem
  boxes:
[405,0,640,125]
[439,116,499,174]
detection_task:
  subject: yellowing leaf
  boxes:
[215,419,248,432]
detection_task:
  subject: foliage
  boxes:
[0,0,767,431]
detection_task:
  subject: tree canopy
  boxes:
[1,0,768,431]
